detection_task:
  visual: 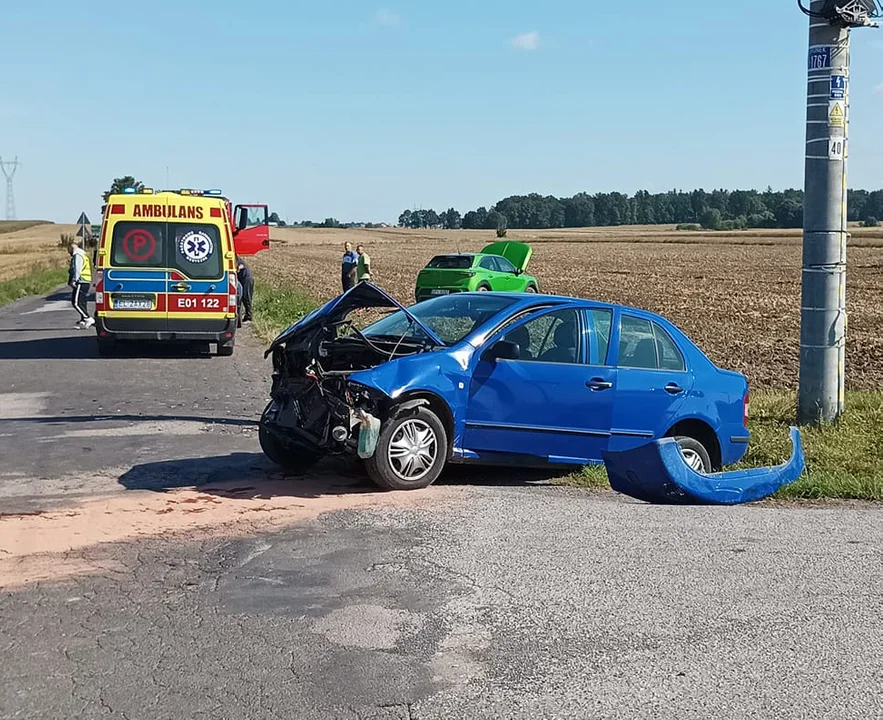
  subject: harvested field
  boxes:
[0,220,52,236]
[0,222,69,281]
[250,225,883,390]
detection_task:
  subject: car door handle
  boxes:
[586,378,613,391]
[664,383,684,395]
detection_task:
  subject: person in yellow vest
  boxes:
[67,238,94,329]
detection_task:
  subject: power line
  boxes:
[0,156,19,221]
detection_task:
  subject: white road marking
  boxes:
[21,300,73,315]
[0,392,50,419]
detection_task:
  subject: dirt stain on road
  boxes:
[0,476,466,589]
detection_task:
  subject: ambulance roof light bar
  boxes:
[122,187,155,195]
[174,188,223,197]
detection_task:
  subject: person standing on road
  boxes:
[67,238,94,329]
[341,242,359,293]
[236,255,254,323]
[356,244,371,283]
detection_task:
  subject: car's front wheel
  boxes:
[259,424,319,472]
[525,284,537,293]
[365,407,447,490]
[476,283,490,292]
[675,436,712,474]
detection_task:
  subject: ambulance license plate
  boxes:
[113,296,153,310]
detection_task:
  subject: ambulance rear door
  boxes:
[165,213,232,327]
[103,195,169,333]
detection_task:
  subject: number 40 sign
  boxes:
[828,137,846,160]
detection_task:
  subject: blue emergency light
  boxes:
[204,189,223,195]
[123,187,136,194]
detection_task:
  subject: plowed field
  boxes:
[250,225,883,390]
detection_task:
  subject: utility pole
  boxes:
[0,156,18,221]
[797,0,879,425]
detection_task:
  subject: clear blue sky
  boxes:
[2,0,882,224]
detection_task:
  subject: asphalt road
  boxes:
[1,290,882,720]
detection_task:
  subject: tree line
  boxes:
[398,187,883,231]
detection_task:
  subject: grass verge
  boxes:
[252,278,318,343]
[737,390,883,501]
[565,390,883,501]
[0,266,68,308]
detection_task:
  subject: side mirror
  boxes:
[484,339,520,362]
[513,268,522,275]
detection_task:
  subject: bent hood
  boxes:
[265,282,444,356]
[480,240,533,272]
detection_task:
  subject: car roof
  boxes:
[452,291,671,323]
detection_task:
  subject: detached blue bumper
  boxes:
[603,427,805,505]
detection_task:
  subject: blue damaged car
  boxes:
[259,283,751,491]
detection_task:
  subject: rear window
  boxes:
[109,221,223,279]
[426,255,473,270]
[110,221,165,268]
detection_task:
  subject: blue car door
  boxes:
[462,306,615,466]
[608,312,695,453]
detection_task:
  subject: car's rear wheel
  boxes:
[476,284,490,292]
[259,424,319,472]
[365,407,447,491]
[675,436,712,474]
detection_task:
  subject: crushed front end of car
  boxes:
[258,283,443,470]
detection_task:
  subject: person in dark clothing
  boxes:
[236,255,254,323]
[341,241,358,293]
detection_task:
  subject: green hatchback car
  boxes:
[414,241,538,302]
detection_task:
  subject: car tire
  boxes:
[525,284,537,293]
[476,284,490,292]
[259,424,319,472]
[365,406,448,491]
[675,436,712,474]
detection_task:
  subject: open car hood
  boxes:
[480,240,533,272]
[265,282,444,356]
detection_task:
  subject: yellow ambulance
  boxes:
[94,187,269,356]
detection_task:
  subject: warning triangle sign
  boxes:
[76,211,90,225]
[830,103,843,119]
[76,225,92,238]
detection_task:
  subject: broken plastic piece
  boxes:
[356,410,382,459]
[603,426,805,505]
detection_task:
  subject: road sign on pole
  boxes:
[76,212,93,243]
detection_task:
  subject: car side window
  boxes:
[479,257,497,271]
[653,322,686,371]
[589,309,613,365]
[618,315,658,369]
[500,308,581,364]
[495,256,516,273]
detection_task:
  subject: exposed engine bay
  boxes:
[263,314,436,454]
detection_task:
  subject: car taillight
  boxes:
[743,392,750,427]
[95,271,105,310]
